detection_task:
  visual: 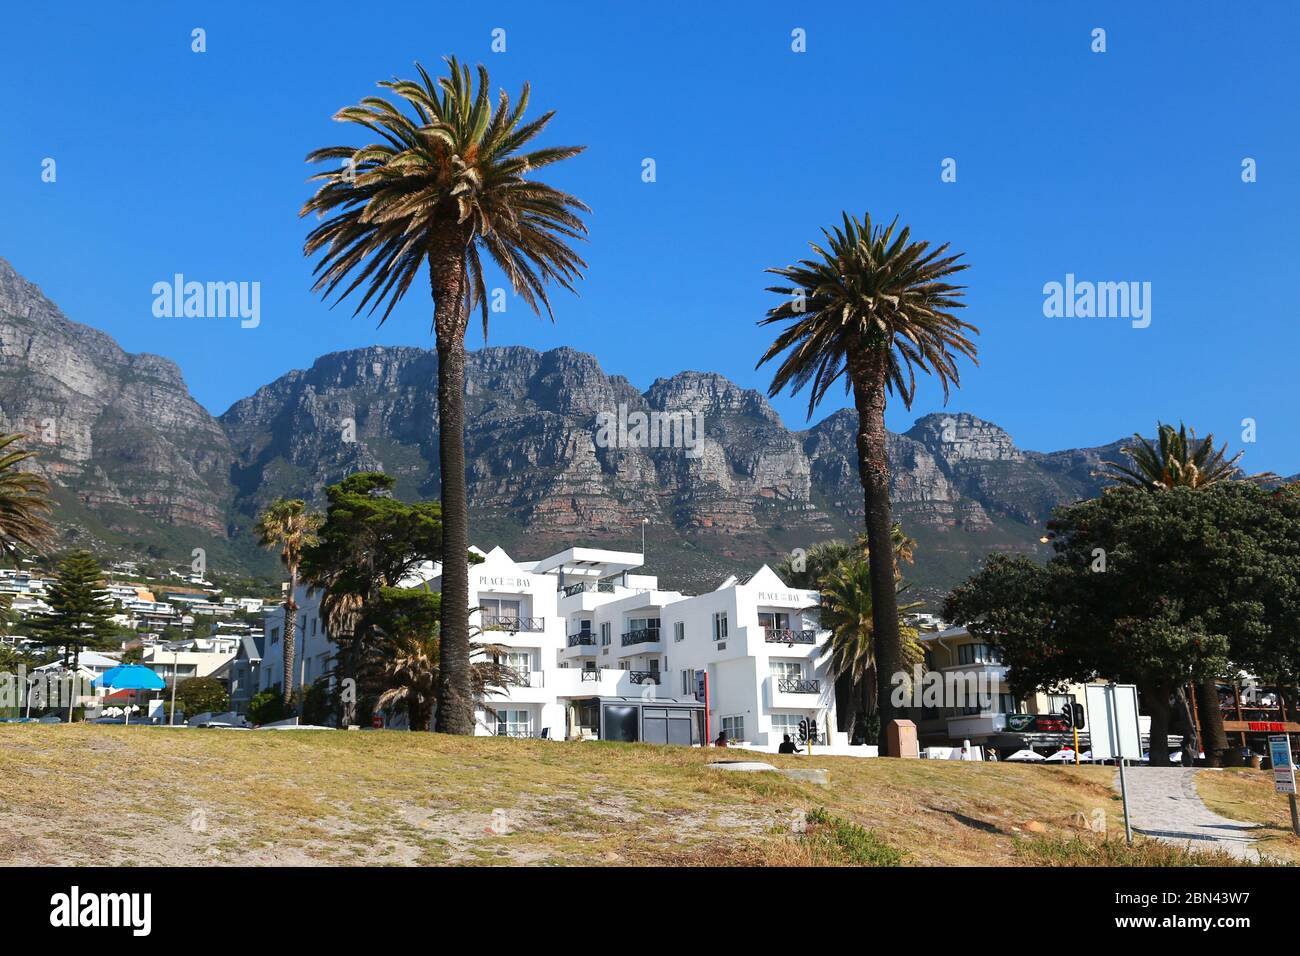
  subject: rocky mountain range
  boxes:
[3,256,1280,597]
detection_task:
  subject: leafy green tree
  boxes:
[1101,421,1276,765]
[946,484,1300,764]
[254,499,322,707]
[29,551,122,721]
[248,688,289,725]
[301,473,446,724]
[301,58,589,735]
[759,214,974,749]
[171,676,230,720]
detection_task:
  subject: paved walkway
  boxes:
[1116,767,1260,861]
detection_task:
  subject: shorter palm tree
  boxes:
[1102,422,1249,489]
[819,558,924,739]
[374,610,517,731]
[777,525,917,590]
[254,499,323,707]
[0,433,53,562]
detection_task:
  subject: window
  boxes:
[721,715,744,742]
[270,626,280,645]
[758,611,790,632]
[770,660,803,681]
[502,651,531,681]
[480,598,521,628]
[999,693,1019,715]
[957,643,1003,665]
[673,621,685,643]
[712,612,728,641]
[1047,694,1075,714]
[311,617,317,636]
[600,622,611,646]
[682,668,695,695]
[770,713,802,739]
[496,709,531,738]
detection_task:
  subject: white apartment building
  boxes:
[257,545,844,749]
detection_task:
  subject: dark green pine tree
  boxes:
[31,550,121,721]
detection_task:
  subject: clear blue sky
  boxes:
[3,1,1297,472]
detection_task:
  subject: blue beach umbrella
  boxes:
[94,665,166,724]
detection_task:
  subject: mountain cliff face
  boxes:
[0,257,1226,595]
[0,258,233,545]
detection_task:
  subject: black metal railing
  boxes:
[777,678,820,694]
[482,614,544,633]
[628,671,660,685]
[764,627,816,645]
[580,669,601,682]
[560,580,618,597]
[621,628,661,646]
[567,630,595,647]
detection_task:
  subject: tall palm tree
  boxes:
[254,499,322,707]
[819,558,924,738]
[301,58,588,734]
[1101,421,1252,766]
[0,433,53,562]
[758,213,974,747]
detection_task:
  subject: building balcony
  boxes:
[777,677,820,694]
[765,674,829,709]
[621,627,661,647]
[560,580,617,598]
[481,614,544,633]
[548,667,673,698]
[567,630,596,648]
[764,627,817,645]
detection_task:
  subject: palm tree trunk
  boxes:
[1197,678,1229,767]
[849,353,902,752]
[429,240,474,735]
[282,569,297,708]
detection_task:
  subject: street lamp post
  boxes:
[169,648,178,726]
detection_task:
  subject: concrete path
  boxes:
[1116,767,1260,861]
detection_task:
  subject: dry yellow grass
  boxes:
[1196,768,1300,864]
[0,725,1131,866]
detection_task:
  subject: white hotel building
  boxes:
[260,545,845,749]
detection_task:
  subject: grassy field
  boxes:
[1197,768,1300,864]
[0,725,1267,866]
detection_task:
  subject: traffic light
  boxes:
[1059,702,1085,730]
[797,718,809,743]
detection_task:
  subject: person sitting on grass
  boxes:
[778,734,801,755]
[714,731,728,747]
